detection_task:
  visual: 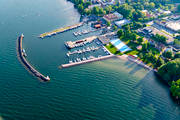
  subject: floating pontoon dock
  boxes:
[65,36,97,49]
[61,55,115,68]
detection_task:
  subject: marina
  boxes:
[66,46,100,56]
[1,0,180,119]
[63,34,112,68]
[39,22,83,38]
[17,34,50,81]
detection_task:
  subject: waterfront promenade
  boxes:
[17,34,50,81]
[39,22,83,38]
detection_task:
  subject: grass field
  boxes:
[105,43,123,55]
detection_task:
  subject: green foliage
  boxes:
[155,57,165,68]
[77,4,84,14]
[131,33,137,41]
[170,79,180,98]
[163,50,174,59]
[92,6,106,16]
[133,10,145,21]
[106,21,111,26]
[105,44,122,55]
[104,6,113,14]
[117,29,124,38]
[117,4,134,19]
[158,58,180,82]
[137,37,144,44]
[113,25,117,30]
[174,39,180,46]
[132,22,143,30]
[68,0,92,15]
[175,52,180,59]
[152,34,167,44]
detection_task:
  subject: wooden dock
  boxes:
[39,22,84,38]
[61,55,115,68]
[17,34,50,81]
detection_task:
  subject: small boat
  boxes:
[22,49,27,57]
[82,57,86,61]
[45,76,50,81]
[98,55,102,58]
[73,32,78,36]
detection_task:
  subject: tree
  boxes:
[170,79,180,99]
[131,33,137,41]
[133,22,143,29]
[133,10,145,21]
[78,4,84,14]
[142,43,148,52]
[113,25,117,30]
[105,6,112,14]
[175,52,180,59]
[84,1,92,8]
[117,4,134,19]
[106,21,111,27]
[84,9,91,15]
[92,6,99,15]
[152,34,167,44]
[149,2,155,9]
[137,37,144,44]
[99,8,105,16]
[158,58,180,82]
[155,57,164,68]
[174,39,180,46]
[163,50,174,59]
[117,29,124,38]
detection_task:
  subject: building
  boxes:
[94,24,101,29]
[166,21,180,32]
[110,39,131,53]
[103,12,123,22]
[115,19,130,27]
[141,10,154,18]
[98,32,116,45]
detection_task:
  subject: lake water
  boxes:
[0,0,180,120]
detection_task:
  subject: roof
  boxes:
[115,19,130,27]
[110,39,131,53]
[94,24,101,28]
[103,12,123,22]
[166,22,180,31]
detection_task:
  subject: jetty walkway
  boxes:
[17,34,50,81]
[61,55,115,68]
[39,22,83,38]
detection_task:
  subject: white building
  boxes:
[115,19,130,27]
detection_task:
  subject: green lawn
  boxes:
[125,50,139,55]
[105,43,123,55]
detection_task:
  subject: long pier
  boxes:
[17,34,50,81]
[39,22,84,38]
[61,55,115,68]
